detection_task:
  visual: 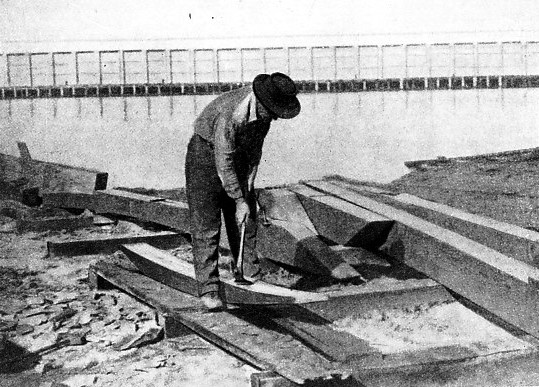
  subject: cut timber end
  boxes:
[121,243,328,305]
[258,188,317,233]
[290,185,393,249]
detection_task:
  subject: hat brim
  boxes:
[253,74,301,119]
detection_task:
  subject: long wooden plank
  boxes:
[332,179,539,266]
[88,260,354,385]
[47,231,187,257]
[305,180,539,338]
[121,243,328,305]
[394,193,539,258]
[289,185,393,249]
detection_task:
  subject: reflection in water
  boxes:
[1,89,538,189]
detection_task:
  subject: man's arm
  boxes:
[214,115,243,200]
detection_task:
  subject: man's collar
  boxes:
[234,88,259,124]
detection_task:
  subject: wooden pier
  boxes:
[2,75,539,100]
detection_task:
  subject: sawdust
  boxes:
[333,302,532,355]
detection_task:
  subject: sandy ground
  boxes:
[1,150,538,387]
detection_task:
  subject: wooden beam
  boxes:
[304,180,539,338]
[47,231,187,257]
[0,149,108,192]
[42,190,190,232]
[121,243,328,305]
[331,179,539,266]
[394,192,539,265]
[95,190,190,232]
[257,188,361,279]
[88,260,354,385]
[289,185,393,249]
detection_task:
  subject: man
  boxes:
[185,72,301,311]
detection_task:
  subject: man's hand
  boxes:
[235,198,250,225]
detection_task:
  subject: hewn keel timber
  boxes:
[289,185,393,249]
[304,180,539,338]
[121,243,328,305]
[257,188,361,280]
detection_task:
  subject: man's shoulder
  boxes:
[201,86,252,119]
[214,86,252,106]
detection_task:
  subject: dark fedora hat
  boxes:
[252,72,301,119]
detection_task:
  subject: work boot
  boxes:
[200,292,225,311]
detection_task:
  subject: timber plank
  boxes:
[257,188,360,279]
[121,243,328,305]
[89,260,354,385]
[304,180,539,338]
[289,185,393,249]
[331,180,539,265]
[130,199,190,232]
[47,231,187,257]
[393,192,539,265]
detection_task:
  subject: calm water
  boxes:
[1,89,538,189]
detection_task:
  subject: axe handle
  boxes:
[237,222,246,276]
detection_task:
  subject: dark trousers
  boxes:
[185,134,259,296]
